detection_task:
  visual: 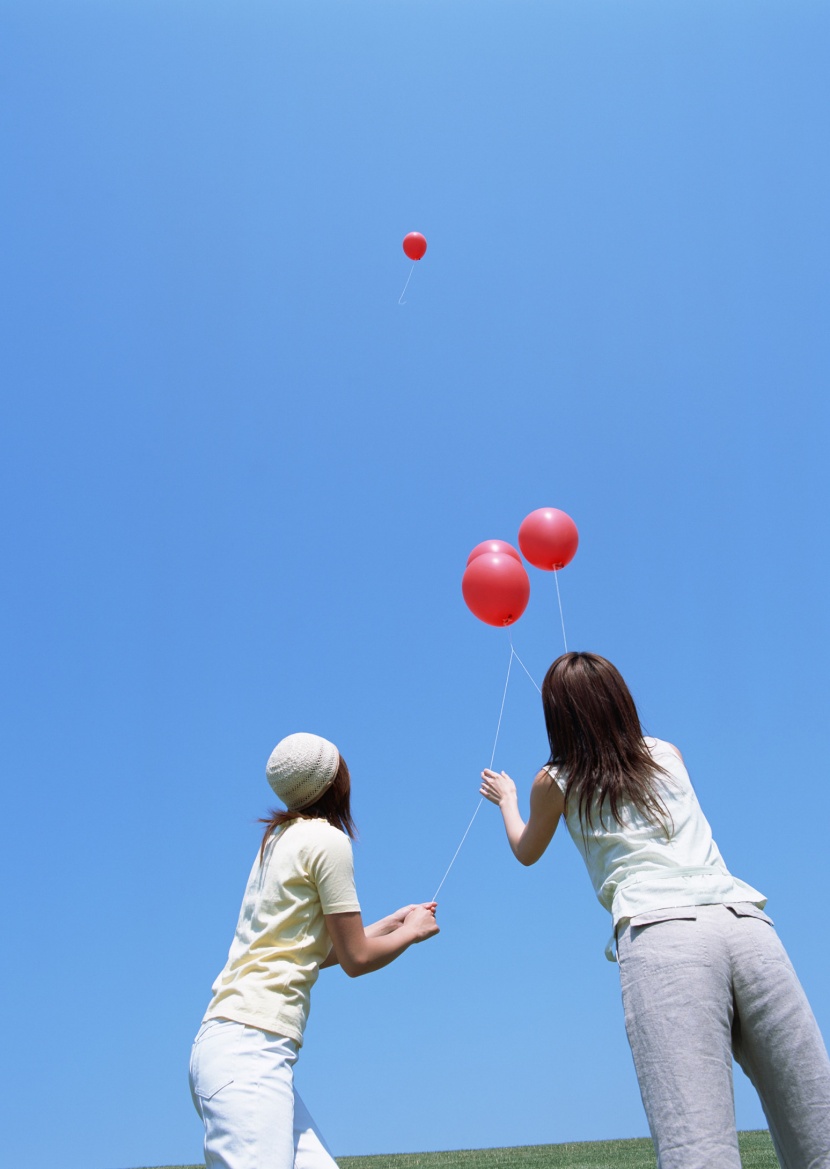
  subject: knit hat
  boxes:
[266,733,340,810]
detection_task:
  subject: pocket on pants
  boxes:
[189,1019,240,1105]
[194,1074,234,1102]
[626,907,709,969]
[629,907,699,931]
[726,902,774,926]
[189,1042,235,1107]
[727,902,789,966]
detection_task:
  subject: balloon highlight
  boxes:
[466,540,523,567]
[462,552,530,627]
[518,508,579,571]
[402,232,427,261]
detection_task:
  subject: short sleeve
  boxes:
[305,825,361,914]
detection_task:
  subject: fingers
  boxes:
[394,902,436,926]
[404,904,440,940]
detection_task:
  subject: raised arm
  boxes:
[323,903,439,977]
[480,767,565,866]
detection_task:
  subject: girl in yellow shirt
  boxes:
[190,732,439,1169]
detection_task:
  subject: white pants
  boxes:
[189,1018,339,1169]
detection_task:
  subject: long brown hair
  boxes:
[259,755,357,863]
[542,652,671,835]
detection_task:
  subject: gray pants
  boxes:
[617,902,830,1169]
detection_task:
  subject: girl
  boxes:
[480,652,830,1169]
[190,732,439,1169]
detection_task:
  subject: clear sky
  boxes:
[3,3,829,1168]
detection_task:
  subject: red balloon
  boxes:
[462,553,530,627]
[466,539,522,567]
[518,508,579,571]
[403,232,427,261]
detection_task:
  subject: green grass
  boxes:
[136,1128,777,1169]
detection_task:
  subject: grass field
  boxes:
[139,1128,777,1169]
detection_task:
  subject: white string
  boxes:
[397,263,416,305]
[430,627,550,901]
[553,569,568,652]
[486,645,514,772]
[432,643,514,901]
[508,633,542,695]
[430,801,483,903]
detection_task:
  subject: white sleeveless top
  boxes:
[548,737,765,960]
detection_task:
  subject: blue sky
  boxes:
[2,3,829,1168]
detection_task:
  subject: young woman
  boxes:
[190,732,439,1169]
[480,652,830,1169]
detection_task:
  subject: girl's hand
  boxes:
[389,904,417,926]
[396,901,437,920]
[480,769,518,807]
[325,907,438,976]
[480,767,563,866]
[403,903,440,942]
[368,903,437,937]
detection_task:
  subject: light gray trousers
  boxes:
[617,902,830,1169]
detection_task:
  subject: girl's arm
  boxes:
[319,904,429,969]
[323,903,439,977]
[480,768,565,866]
[365,904,423,938]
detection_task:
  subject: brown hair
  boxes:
[259,755,357,862]
[541,652,671,835]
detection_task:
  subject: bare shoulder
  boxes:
[531,768,565,807]
[532,766,559,790]
[663,742,684,762]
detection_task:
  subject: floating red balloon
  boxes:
[518,508,579,571]
[402,232,427,261]
[466,539,522,567]
[462,552,530,627]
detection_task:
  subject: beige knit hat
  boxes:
[266,733,340,810]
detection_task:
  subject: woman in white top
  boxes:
[481,652,830,1169]
[190,732,439,1169]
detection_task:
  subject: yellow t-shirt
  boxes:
[203,817,360,1045]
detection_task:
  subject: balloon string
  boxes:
[432,639,516,902]
[431,802,483,904]
[398,263,416,305]
[486,643,515,773]
[554,570,568,652]
[508,631,542,695]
